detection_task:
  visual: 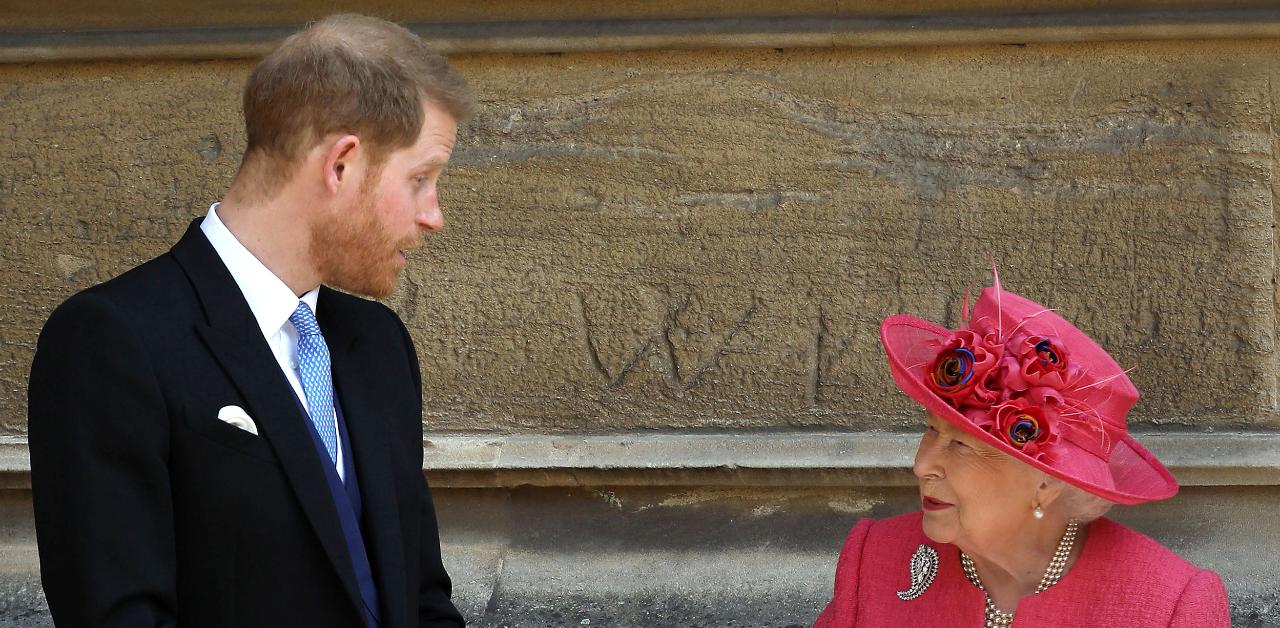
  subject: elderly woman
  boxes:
[815,284,1230,627]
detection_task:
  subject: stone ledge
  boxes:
[0,431,1276,488]
[3,8,1280,63]
[418,431,1280,487]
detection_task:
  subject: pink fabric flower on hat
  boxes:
[995,354,1031,393]
[925,329,1003,407]
[995,334,1076,394]
[1019,335,1075,389]
[978,399,1060,462]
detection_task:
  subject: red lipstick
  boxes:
[922,497,953,511]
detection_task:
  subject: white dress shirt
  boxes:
[200,203,345,481]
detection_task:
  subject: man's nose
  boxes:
[417,190,444,232]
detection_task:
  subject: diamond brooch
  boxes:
[896,544,939,601]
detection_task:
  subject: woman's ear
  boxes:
[1035,474,1068,512]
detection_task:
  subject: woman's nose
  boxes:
[913,435,944,481]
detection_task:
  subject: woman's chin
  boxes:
[920,513,957,545]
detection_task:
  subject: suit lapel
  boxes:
[169,221,366,618]
[320,287,409,628]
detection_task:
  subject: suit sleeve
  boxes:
[28,292,178,627]
[1168,569,1230,627]
[386,308,465,627]
[813,518,873,628]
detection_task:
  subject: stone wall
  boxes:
[3,42,1279,434]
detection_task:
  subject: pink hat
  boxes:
[881,284,1177,505]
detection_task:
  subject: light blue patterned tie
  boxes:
[289,301,338,466]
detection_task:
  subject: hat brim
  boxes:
[881,314,1178,505]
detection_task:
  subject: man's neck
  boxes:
[216,190,320,298]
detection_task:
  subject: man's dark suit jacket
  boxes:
[28,221,465,628]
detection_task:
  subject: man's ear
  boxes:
[322,134,361,195]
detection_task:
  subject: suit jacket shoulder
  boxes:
[316,287,415,362]
[317,286,402,328]
[315,286,422,418]
[46,248,197,337]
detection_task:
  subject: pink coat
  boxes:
[814,512,1229,627]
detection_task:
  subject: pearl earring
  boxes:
[1033,506,1045,519]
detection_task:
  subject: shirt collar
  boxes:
[200,202,319,339]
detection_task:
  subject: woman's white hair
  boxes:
[1046,476,1114,522]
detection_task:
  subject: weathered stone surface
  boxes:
[434,44,1279,432]
[1,485,1278,625]
[2,41,1279,435]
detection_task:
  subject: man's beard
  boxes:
[309,184,410,298]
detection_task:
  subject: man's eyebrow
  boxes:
[415,157,449,170]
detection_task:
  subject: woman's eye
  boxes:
[950,438,972,450]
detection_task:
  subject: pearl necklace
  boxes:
[960,520,1080,628]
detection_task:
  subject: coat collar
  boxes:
[199,204,318,342]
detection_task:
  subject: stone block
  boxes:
[1,41,1279,434]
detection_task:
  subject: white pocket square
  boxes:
[217,405,259,436]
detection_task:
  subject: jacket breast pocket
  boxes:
[177,404,279,466]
